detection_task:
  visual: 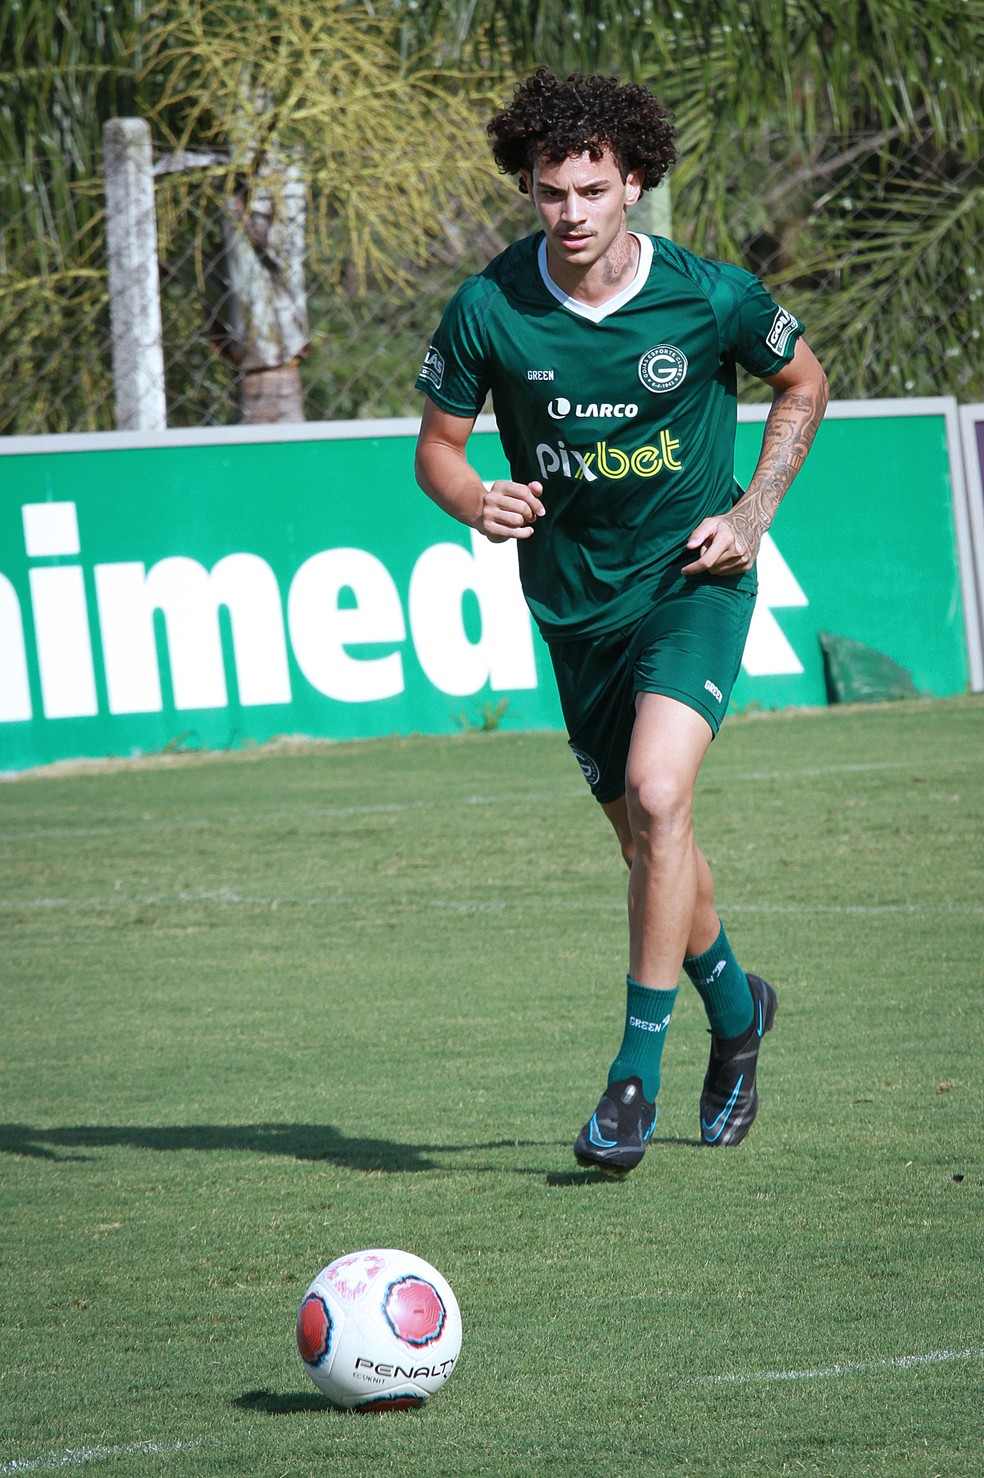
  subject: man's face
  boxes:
[525,147,643,273]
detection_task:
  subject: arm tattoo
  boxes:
[730,381,829,556]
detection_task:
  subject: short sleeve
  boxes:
[714,263,804,378]
[415,274,495,416]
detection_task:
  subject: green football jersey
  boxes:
[416,232,804,639]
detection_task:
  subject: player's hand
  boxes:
[682,514,758,575]
[476,480,546,542]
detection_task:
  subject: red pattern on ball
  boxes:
[383,1276,445,1345]
[296,1293,331,1364]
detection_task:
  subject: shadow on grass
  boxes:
[0,1121,564,1173]
[546,1136,701,1186]
[234,1389,331,1417]
[233,1387,427,1417]
[546,1169,623,1187]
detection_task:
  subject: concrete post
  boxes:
[102,118,168,431]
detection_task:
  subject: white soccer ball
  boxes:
[296,1248,462,1411]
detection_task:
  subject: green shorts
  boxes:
[548,581,756,804]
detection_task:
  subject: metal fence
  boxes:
[2,127,982,436]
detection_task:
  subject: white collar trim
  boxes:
[537,233,654,323]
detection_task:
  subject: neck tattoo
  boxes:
[603,230,637,285]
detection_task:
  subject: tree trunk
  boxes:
[221,157,309,423]
[240,361,305,423]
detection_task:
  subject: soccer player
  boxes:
[414,69,828,1173]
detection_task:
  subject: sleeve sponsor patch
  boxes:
[419,344,445,390]
[766,306,797,357]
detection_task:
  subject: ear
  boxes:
[624,169,644,206]
[521,170,533,197]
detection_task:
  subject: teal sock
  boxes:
[607,976,678,1103]
[684,924,754,1039]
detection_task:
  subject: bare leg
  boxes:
[600,693,719,987]
[602,792,721,960]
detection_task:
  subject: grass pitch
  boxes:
[1,698,982,1476]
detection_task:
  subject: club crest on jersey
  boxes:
[569,744,601,788]
[419,344,445,390]
[638,344,688,394]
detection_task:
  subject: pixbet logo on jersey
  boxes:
[535,429,682,483]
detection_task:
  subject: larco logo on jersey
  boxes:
[638,344,688,393]
[547,398,639,421]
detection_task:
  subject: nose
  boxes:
[560,190,586,225]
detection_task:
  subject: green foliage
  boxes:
[3,1,983,429]
[631,2,984,401]
[1,699,983,1472]
[0,0,498,432]
[454,697,510,731]
[0,231,114,434]
[773,154,984,403]
[0,2,146,432]
[142,0,499,292]
[401,0,984,404]
[395,0,659,75]
[407,0,983,144]
[300,209,528,419]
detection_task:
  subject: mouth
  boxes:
[558,233,592,250]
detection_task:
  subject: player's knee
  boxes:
[627,773,693,850]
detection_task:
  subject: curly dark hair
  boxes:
[487,68,676,194]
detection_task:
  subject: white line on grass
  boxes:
[0,1438,202,1473]
[1,891,982,919]
[733,759,920,781]
[0,792,580,840]
[691,1347,984,1387]
[1,752,978,839]
[719,900,984,916]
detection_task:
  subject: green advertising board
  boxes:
[731,400,976,712]
[0,421,563,771]
[0,401,976,773]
